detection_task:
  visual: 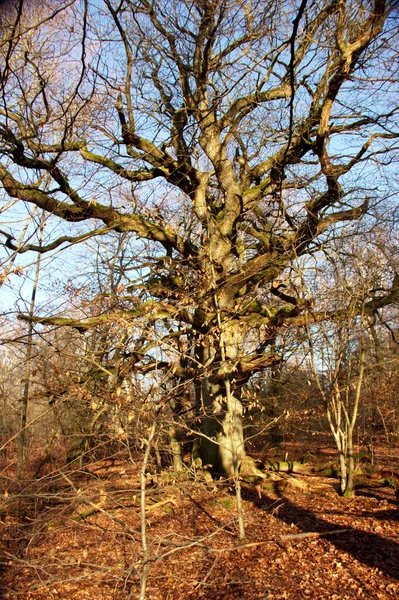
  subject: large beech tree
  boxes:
[1,0,399,475]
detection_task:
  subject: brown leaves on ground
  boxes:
[0,445,398,600]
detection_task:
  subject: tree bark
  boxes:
[17,213,44,479]
[195,316,247,477]
[169,425,183,471]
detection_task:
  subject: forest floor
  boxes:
[0,439,398,600]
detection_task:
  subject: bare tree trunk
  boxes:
[138,420,157,600]
[195,339,246,469]
[196,372,246,474]
[269,343,284,445]
[327,405,347,494]
[169,425,183,471]
[215,290,246,538]
[377,406,390,445]
[16,214,44,479]
[343,328,365,498]
[223,376,245,540]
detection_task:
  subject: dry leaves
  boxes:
[1,444,398,599]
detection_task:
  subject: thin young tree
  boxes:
[304,236,399,495]
[306,297,366,496]
[16,211,45,478]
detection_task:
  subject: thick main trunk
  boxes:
[190,214,249,477]
[199,406,246,477]
[195,322,247,477]
[199,383,246,476]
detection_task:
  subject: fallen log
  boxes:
[354,469,399,499]
[157,529,350,556]
[241,456,399,500]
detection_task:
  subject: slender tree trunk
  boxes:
[139,420,157,600]
[338,447,348,495]
[344,439,355,497]
[16,215,44,479]
[169,425,183,471]
[326,392,348,494]
[377,406,390,445]
[269,339,283,445]
[328,414,347,494]
[343,331,365,498]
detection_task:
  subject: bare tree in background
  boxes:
[0,0,399,477]
[306,288,366,497]
[16,211,44,477]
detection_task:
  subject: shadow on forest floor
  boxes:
[242,487,399,580]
